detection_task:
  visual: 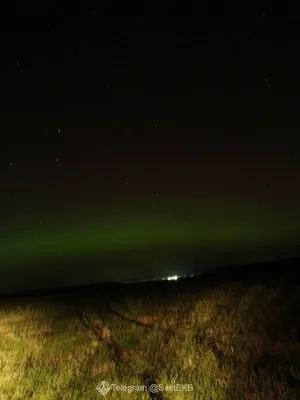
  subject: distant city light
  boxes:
[122,274,195,284]
[167,275,178,281]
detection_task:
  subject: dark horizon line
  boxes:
[2,255,300,299]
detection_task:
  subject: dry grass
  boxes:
[0,279,300,399]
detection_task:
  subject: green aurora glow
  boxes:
[2,208,300,268]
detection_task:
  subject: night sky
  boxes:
[1,3,300,292]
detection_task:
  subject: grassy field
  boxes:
[1,263,300,399]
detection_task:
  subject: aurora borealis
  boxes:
[1,200,300,292]
[1,7,300,293]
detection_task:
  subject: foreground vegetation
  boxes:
[1,265,300,399]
